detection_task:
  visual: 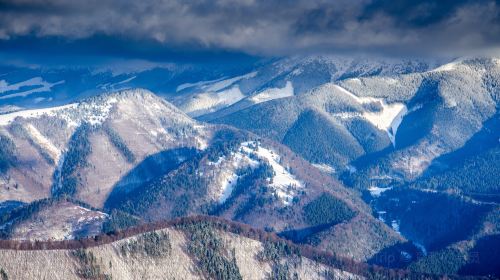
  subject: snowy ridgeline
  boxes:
[211,141,302,206]
[0,97,118,127]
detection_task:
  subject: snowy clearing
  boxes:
[24,123,61,163]
[176,77,226,92]
[242,141,302,205]
[181,86,245,117]
[312,163,335,174]
[212,145,259,203]
[203,71,257,92]
[367,185,392,197]
[212,141,302,205]
[250,81,294,104]
[334,85,407,146]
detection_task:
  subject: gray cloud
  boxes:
[0,0,499,56]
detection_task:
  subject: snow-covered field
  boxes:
[204,71,257,92]
[10,202,108,241]
[367,185,392,197]
[211,149,259,204]
[0,95,119,127]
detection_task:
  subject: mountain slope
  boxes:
[205,57,500,184]
[0,89,209,207]
[208,82,397,174]
[0,218,368,280]
[174,55,440,119]
[342,57,500,187]
[0,89,403,262]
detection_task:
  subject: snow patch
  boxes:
[377,211,386,223]
[0,77,64,100]
[367,185,392,197]
[334,85,407,146]
[181,86,245,117]
[176,77,226,92]
[312,163,335,174]
[212,141,302,205]
[391,220,401,234]
[203,71,257,92]
[242,141,302,205]
[77,97,118,125]
[250,81,294,104]
[414,242,428,256]
[431,61,459,72]
[99,76,136,91]
[212,145,259,203]
[218,173,239,203]
[24,123,61,163]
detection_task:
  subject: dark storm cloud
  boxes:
[0,0,499,56]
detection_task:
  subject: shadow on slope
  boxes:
[104,148,198,210]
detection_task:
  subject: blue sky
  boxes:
[0,0,499,65]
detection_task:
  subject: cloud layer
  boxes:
[0,0,499,56]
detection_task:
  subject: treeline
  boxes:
[209,162,275,219]
[120,231,171,258]
[0,134,16,173]
[102,209,140,234]
[0,198,55,238]
[258,240,302,280]
[0,215,456,279]
[52,123,93,197]
[103,124,135,163]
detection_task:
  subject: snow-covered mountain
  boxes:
[0,88,402,261]
[173,55,442,118]
[0,89,208,206]
[1,56,499,276]
[340,57,500,185]
[196,57,499,183]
